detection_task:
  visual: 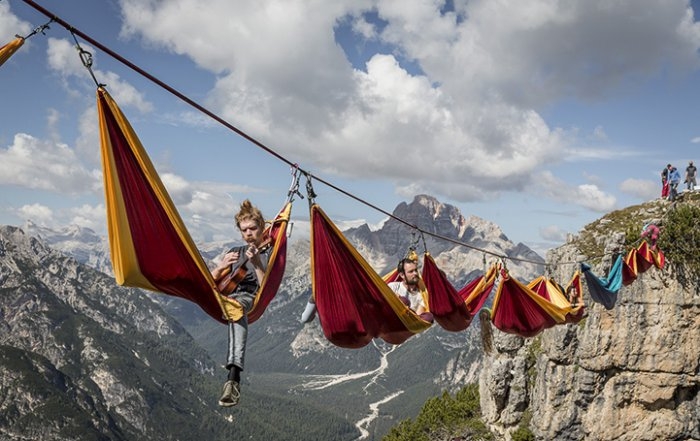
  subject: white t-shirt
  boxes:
[388,281,425,311]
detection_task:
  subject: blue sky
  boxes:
[2,0,700,255]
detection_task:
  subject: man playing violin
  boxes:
[211,199,269,407]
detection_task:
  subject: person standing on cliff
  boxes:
[668,166,682,201]
[661,163,671,199]
[685,160,697,191]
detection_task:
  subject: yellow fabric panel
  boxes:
[97,88,239,321]
[564,271,584,315]
[0,37,24,68]
[97,88,154,290]
[527,276,573,311]
[489,275,505,319]
[220,297,244,322]
[517,276,569,323]
[463,264,497,305]
[249,202,291,312]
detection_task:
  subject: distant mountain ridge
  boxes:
[0,225,357,441]
[6,194,544,439]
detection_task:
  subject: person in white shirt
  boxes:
[387,258,433,322]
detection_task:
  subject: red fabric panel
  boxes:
[422,254,472,332]
[634,241,657,274]
[623,242,665,286]
[528,278,553,301]
[100,94,225,323]
[566,307,585,324]
[311,206,413,348]
[492,271,557,338]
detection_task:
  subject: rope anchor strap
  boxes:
[286,165,303,203]
[305,174,317,207]
[70,31,104,88]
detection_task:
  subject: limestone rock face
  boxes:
[480,232,700,441]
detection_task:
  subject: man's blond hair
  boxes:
[235,199,264,230]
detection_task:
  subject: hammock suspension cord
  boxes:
[20,17,52,40]
[70,30,102,88]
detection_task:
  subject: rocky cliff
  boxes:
[0,225,356,440]
[479,196,700,441]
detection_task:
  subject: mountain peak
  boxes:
[345,194,542,278]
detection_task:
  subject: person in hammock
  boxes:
[387,258,433,322]
[211,199,270,407]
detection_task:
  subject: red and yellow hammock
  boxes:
[0,37,24,68]
[622,241,665,286]
[97,87,289,324]
[421,253,497,332]
[490,269,574,337]
[310,204,432,348]
[528,272,585,324]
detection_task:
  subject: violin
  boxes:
[215,237,273,295]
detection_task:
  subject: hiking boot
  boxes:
[218,381,241,407]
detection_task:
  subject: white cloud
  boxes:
[540,225,567,242]
[68,203,105,231]
[156,172,266,242]
[76,106,102,166]
[620,178,659,200]
[115,0,700,209]
[17,203,53,225]
[47,38,152,113]
[335,216,387,232]
[0,2,32,42]
[591,126,608,141]
[0,133,101,194]
[537,171,616,212]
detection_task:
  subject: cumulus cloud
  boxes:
[537,171,616,212]
[68,203,105,231]
[539,225,567,242]
[157,172,266,242]
[0,133,101,194]
[620,178,659,200]
[115,0,700,208]
[0,2,32,41]
[17,203,53,225]
[47,38,152,112]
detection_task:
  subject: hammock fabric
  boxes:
[310,204,432,348]
[581,254,624,310]
[490,269,569,337]
[562,271,585,323]
[97,87,289,324]
[584,242,664,310]
[462,264,498,314]
[528,273,584,324]
[0,37,24,68]
[421,253,497,332]
[622,241,665,286]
